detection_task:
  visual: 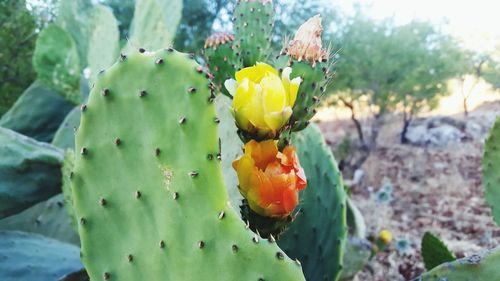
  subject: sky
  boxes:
[331,0,500,52]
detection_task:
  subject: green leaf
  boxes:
[421,232,456,270]
[33,25,81,104]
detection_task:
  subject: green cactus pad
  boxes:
[233,0,274,67]
[62,150,78,231]
[482,116,500,225]
[33,24,81,104]
[339,237,372,281]
[52,107,81,150]
[417,247,500,281]
[0,80,74,142]
[72,49,305,281]
[0,127,63,218]
[126,0,182,51]
[87,5,120,84]
[0,231,82,281]
[421,232,456,271]
[0,194,79,244]
[203,33,239,97]
[278,124,347,281]
[56,0,93,67]
[275,56,332,132]
[346,197,366,239]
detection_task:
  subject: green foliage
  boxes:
[278,124,347,281]
[72,49,305,281]
[33,25,81,104]
[126,0,183,51]
[0,231,82,281]
[87,5,120,84]
[418,247,500,281]
[0,0,37,116]
[482,117,500,225]
[52,107,81,150]
[233,0,275,67]
[0,194,79,245]
[0,127,63,219]
[421,232,456,271]
[0,80,74,142]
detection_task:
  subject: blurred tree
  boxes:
[483,55,500,90]
[455,50,490,117]
[331,10,461,146]
[0,0,37,116]
[26,0,58,28]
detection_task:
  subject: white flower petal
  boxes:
[224,79,238,97]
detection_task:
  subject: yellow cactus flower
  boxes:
[224,62,302,138]
[379,229,393,245]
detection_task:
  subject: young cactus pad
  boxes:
[233,0,274,67]
[278,124,347,281]
[72,49,305,281]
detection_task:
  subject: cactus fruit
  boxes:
[482,116,500,225]
[87,5,120,84]
[0,231,82,281]
[203,33,239,97]
[0,127,63,218]
[278,124,347,281]
[0,80,74,142]
[275,15,332,132]
[0,194,79,245]
[33,24,81,104]
[126,0,182,51]
[72,49,306,281]
[416,247,500,281]
[233,0,275,67]
[52,107,81,150]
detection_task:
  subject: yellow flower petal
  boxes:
[264,107,292,131]
[261,75,286,113]
[235,62,278,83]
[289,77,302,106]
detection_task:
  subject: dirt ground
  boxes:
[317,101,500,280]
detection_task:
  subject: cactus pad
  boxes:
[52,107,81,150]
[72,49,305,281]
[278,124,347,281]
[482,116,500,225]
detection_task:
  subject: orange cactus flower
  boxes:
[232,140,307,218]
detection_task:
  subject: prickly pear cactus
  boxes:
[421,232,456,271]
[233,0,274,67]
[278,124,347,281]
[203,33,239,97]
[0,194,79,244]
[275,56,332,131]
[339,237,372,281]
[0,80,74,142]
[0,127,63,218]
[62,150,77,231]
[72,49,305,281]
[52,107,81,150]
[33,25,81,104]
[416,247,500,281]
[482,117,500,225]
[0,231,82,281]
[126,0,182,51]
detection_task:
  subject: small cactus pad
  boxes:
[233,0,274,67]
[203,33,239,97]
[275,56,332,132]
[417,247,500,281]
[339,237,372,281]
[0,231,82,281]
[0,127,63,218]
[72,49,305,281]
[421,232,456,271]
[278,124,347,281]
[482,117,500,225]
[0,80,74,142]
